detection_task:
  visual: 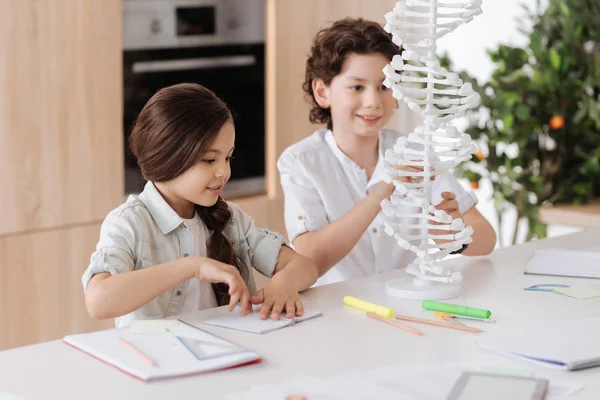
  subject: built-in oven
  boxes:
[123,0,265,198]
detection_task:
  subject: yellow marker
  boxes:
[343,296,395,318]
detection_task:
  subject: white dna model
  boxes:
[381,0,482,299]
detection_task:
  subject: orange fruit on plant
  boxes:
[549,115,564,130]
[470,181,480,189]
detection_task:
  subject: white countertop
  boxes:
[1,228,600,399]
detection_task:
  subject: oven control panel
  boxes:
[123,0,264,51]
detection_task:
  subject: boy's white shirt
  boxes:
[277,129,477,286]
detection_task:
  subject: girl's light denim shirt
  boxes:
[82,182,287,328]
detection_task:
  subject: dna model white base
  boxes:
[381,0,482,300]
[386,277,461,300]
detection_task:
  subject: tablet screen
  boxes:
[448,372,548,400]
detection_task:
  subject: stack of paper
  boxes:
[477,317,600,371]
[524,249,600,279]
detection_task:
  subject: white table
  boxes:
[1,228,600,399]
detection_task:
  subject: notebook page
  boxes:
[204,305,323,334]
[477,317,600,370]
[524,249,600,278]
[63,321,259,380]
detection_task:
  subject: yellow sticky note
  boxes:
[130,320,179,334]
[553,286,600,300]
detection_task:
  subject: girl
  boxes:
[277,18,496,286]
[83,83,318,327]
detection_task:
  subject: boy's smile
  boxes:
[315,52,396,139]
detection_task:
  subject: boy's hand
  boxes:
[374,162,435,200]
[249,279,304,321]
[397,162,435,184]
[430,191,462,237]
[192,257,252,315]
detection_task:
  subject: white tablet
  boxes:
[447,372,548,400]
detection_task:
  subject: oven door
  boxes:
[123,44,265,197]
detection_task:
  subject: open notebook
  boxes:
[63,320,260,381]
[524,249,600,279]
[204,305,323,334]
[477,317,600,371]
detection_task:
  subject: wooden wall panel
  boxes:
[0,0,123,236]
[240,0,402,233]
[0,223,113,350]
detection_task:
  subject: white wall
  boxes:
[437,0,544,83]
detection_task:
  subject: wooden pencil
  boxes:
[118,336,158,366]
[367,312,424,335]
[395,314,483,333]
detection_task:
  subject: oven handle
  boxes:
[132,55,256,74]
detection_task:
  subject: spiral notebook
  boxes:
[477,317,600,371]
[63,320,260,381]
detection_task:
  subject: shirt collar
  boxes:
[324,129,386,189]
[138,181,184,235]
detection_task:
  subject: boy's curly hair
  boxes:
[304,18,398,130]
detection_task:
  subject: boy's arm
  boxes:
[272,246,319,292]
[460,207,497,255]
[293,182,393,277]
[431,191,496,256]
[249,246,319,320]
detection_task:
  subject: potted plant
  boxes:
[447,0,600,245]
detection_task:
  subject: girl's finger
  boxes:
[260,298,275,320]
[228,292,240,312]
[285,300,296,319]
[270,300,285,320]
[295,300,304,317]
[240,288,251,315]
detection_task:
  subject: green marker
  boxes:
[422,300,491,319]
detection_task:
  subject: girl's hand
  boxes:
[249,279,304,321]
[192,257,252,315]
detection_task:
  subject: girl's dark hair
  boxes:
[129,83,245,306]
[304,18,398,130]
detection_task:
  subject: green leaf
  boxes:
[549,49,561,71]
[585,157,600,174]
[515,105,532,121]
[531,68,544,85]
[503,92,520,107]
[534,220,548,239]
[589,99,600,124]
[573,107,587,124]
[559,2,570,17]
[503,114,515,130]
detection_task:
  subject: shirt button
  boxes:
[176,290,182,296]
[183,253,189,257]
[297,216,303,221]
[372,228,378,233]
